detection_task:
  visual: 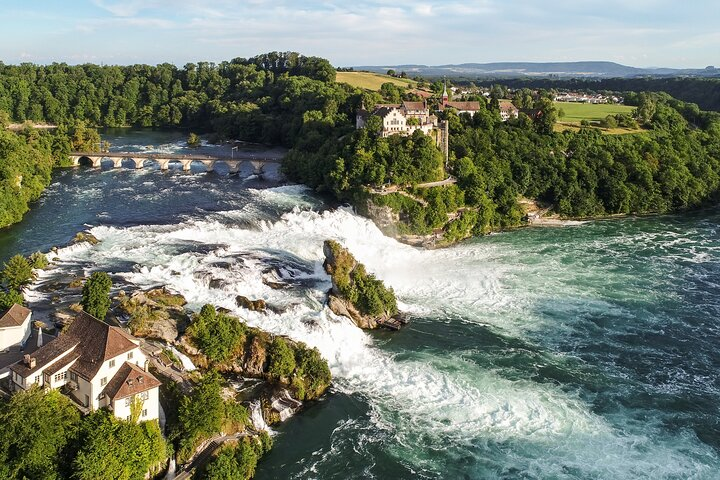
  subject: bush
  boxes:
[267,337,296,379]
[186,304,246,364]
[28,252,49,269]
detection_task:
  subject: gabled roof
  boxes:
[402,101,426,111]
[102,362,160,401]
[65,311,138,379]
[0,304,31,329]
[440,101,483,112]
[10,311,139,380]
[499,101,519,112]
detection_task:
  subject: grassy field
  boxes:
[554,101,636,123]
[336,71,416,91]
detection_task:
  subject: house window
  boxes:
[142,409,147,417]
[140,391,149,401]
[54,372,66,382]
[125,397,132,407]
[109,359,116,368]
[127,351,134,360]
[100,377,107,386]
[70,372,78,382]
[33,375,40,384]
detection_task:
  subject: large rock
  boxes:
[322,240,402,330]
[243,336,268,376]
[236,295,267,312]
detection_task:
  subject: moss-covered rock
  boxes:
[322,240,400,329]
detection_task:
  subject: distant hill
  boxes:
[350,61,720,79]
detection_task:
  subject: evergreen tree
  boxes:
[2,254,33,291]
[81,271,112,319]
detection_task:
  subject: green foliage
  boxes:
[324,240,398,317]
[0,288,24,309]
[187,132,201,147]
[293,344,332,400]
[2,254,33,291]
[81,271,112,320]
[186,304,246,364]
[0,388,81,480]
[267,337,296,379]
[205,438,260,480]
[176,372,225,463]
[73,410,167,480]
[28,251,49,269]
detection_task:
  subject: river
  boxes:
[1,129,718,479]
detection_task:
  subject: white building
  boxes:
[0,304,32,352]
[9,311,161,422]
[356,101,438,138]
[499,101,520,121]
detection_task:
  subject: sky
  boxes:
[1,0,718,68]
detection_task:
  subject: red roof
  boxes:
[0,304,31,329]
[102,362,161,401]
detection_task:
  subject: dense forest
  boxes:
[0,53,350,147]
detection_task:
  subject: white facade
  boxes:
[9,312,160,422]
[0,306,32,351]
[112,386,160,422]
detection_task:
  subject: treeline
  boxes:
[0,117,100,229]
[470,76,720,113]
[0,52,352,147]
[0,388,167,480]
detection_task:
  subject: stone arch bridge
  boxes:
[69,151,281,175]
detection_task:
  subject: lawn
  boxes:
[336,71,416,91]
[554,101,636,123]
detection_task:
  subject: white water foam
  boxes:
[48,187,719,478]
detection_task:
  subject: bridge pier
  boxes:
[133,158,145,169]
[201,160,216,172]
[157,159,170,170]
[179,160,192,171]
[250,161,265,176]
[224,161,242,174]
[112,158,123,168]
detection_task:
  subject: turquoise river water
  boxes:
[0,130,718,479]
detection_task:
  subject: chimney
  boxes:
[23,354,36,368]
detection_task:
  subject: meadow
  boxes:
[336,71,416,91]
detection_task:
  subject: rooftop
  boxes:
[0,304,31,329]
[10,311,139,379]
[102,361,161,401]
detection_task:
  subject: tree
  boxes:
[73,410,167,480]
[81,271,112,319]
[0,289,24,310]
[187,132,201,147]
[28,251,48,269]
[267,337,296,379]
[176,372,225,463]
[0,388,81,480]
[2,254,33,291]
